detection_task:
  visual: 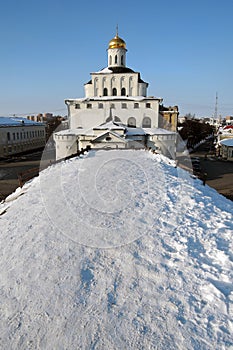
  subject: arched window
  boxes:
[103,88,108,96]
[121,55,124,65]
[127,117,136,127]
[129,76,133,95]
[115,55,117,64]
[109,55,112,65]
[94,77,98,96]
[142,117,151,128]
[112,88,117,96]
[121,87,126,96]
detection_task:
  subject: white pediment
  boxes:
[91,131,127,144]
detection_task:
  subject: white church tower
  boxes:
[83,29,149,100]
[54,30,178,160]
[108,26,127,68]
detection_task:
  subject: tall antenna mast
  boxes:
[214,92,218,120]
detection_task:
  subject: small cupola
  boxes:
[108,34,126,49]
[108,27,127,68]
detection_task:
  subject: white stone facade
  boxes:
[54,32,177,160]
[66,97,160,130]
[84,71,148,98]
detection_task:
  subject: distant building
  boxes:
[159,105,179,131]
[27,114,67,141]
[0,117,46,158]
[203,117,221,130]
[218,125,233,142]
[54,31,178,160]
[225,116,233,125]
[220,138,233,161]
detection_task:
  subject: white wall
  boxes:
[68,99,160,130]
[108,48,126,68]
[85,72,147,98]
[54,134,78,160]
[147,135,176,159]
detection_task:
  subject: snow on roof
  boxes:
[54,128,95,136]
[126,127,146,136]
[93,121,126,130]
[145,128,177,135]
[56,125,177,138]
[93,67,113,74]
[0,116,44,126]
[220,138,233,146]
[0,150,232,348]
[91,130,127,143]
[66,96,162,102]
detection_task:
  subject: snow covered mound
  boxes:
[0,150,232,349]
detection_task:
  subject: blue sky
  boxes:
[0,0,232,118]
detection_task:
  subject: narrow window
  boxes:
[127,117,136,127]
[87,103,92,109]
[103,88,108,96]
[7,132,10,141]
[121,87,126,96]
[121,55,124,65]
[109,55,112,65]
[142,117,151,128]
[134,103,139,108]
[115,55,117,64]
[112,88,117,96]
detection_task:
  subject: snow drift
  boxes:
[0,150,232,349]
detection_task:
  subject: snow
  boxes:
[220,138,233,147]
[0,149,233,349]
[145,128,177,135]
[0,116,43,126]
[126,127,146,136]
[55,128,95,136]
[93,67,113,74]
[93,121,126,130]
[66,96,161,102]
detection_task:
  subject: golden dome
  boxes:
[108,34,126,49]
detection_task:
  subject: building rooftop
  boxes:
[65,96,162,102]
[220,138,233,147]
[0,117,44,127]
